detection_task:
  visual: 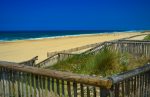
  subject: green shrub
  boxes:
[49,47,149,77]
[85,47,121,76]
[143,35,150,40]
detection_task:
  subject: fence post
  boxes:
[100,88,110,97]
[0,68,2,96]
[58,53,60,62]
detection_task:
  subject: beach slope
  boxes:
[0,32,144,63]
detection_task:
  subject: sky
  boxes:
[0,0,150,31]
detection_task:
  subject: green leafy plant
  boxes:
[143,35,150,40]
[49,47,149,77]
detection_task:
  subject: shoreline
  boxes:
[0,32,146,63]
[0,31,142,43]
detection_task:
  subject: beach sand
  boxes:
[0,32,145,63]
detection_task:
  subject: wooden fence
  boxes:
[107,40,150,58]
[19,56,38,66]
[1,33,150,97]
[36,53,78,68]
[47,42,101,57]
[36,41,116,68]
[36,33,149,68]
[83,40,150,57]
[0,61,150,97]
[36,42,103,68]
[0,61,112,97]
[108,63,150,97]
[119,33,149,40]
[47,33,149,57]
[36,40,150,68]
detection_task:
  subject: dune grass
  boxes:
[144,35,150,40]
[49,47,149,77]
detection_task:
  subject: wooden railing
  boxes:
[119,33,149,40]
[0,61,112,97]
[36,41,116,68]
[47,42,101,57]
[36,42,102,68]
[36,33,149,68]
[0,34,150,97]
[82,42,112,55]
[36,41,113,68]
[19,56,38,66]
[107,40,150,58]
[36,53,78,68]
[0,61,150,97]
[108,63,150,97]
[36,40,150,68]
[47,33,149,57]
[83,40,150,57]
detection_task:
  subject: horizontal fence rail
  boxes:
[82,42,113,55]
[118,40,150,43]
[36,53,79,68]
[108,41,150,58]
[47,42,102,57]
[0,33,150,97]
[0,61,112,97]
[1,33,149,97]
[109,63,150,97]
[35,54,60,68]
[47,33,149,57]
[19,56,38,66]
[120,33,149,40]
[36,40,150,68]
[84,40,150,57]
[37,42,103,68]
[36,33,149,68]
[0,62,150,97]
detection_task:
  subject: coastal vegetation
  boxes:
[144,34,150,40]
[49,47,149,77]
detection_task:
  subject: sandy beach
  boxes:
[0,32,146,63]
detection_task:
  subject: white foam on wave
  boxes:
[0,30,141,42]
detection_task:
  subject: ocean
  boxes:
[0,30,137,42]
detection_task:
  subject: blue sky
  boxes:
[0,0,150,31]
